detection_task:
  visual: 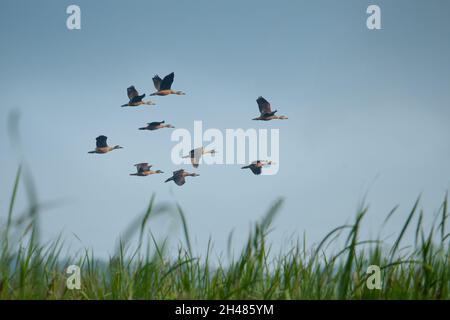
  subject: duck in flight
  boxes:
[241,160,273,175]
[130,163,163,176]
[165,169,199,186]
[253,97,288,121]
[139,121,175,131]
[182,147,216,168]
[88,135,123,154]
[151,72,185,96]
[121,86,155,107]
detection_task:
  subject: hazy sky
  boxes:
[1,0,450,258]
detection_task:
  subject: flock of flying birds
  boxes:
[88,72,288,186]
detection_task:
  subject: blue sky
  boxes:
[1,0,450,258]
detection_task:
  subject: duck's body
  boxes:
[241,160,273,175]
[139,121,174,131]
[130,163,163,176]
[122,86,155,107]
[88,135,123,154]
[150,72,185,96]
[182,147,216,168]
[253,97,288,121]
[165,169,199,186]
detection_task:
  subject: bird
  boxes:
[182,147,216,168]
[130,163,163,176]
[121,86,155,107]
[150,72,185,96]
[88,135,123,154]
[252,97,288,121]
[241,160,273,175]
[164,169,199,186]
[139,121,175,131]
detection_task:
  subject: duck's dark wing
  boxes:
[256,96,272,115]
[191,147,203,168]
[127,86,139,100]
[160,72,174,90]
[96,135,108,148]
[135,163,151,173]
[174,175,186,186]
[148,121,163,127]
[249,164,262,175]
[152,75,162,90]
[173,169,184,176]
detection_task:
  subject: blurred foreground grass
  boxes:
[0,166,449,299]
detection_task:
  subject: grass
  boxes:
[0,166,449,300]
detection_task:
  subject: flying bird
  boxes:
[241,160,273,175]
[182,147,216,168]
[88,135,123,154]
[164,169,199,186]
[150,72,185,96]
[121,86,155,107]
[139,121,175,131]
[252,97,288,121]
[130,163,163,176]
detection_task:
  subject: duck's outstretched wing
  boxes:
[96,135,108,148]
[152,75,162,90]
[191,147,203,168]
[160,72,174,90]
[256,96,272,115]
[148,121,164,128]
[173,169,184,176]
[174,175,186,186]
[249,165,262,175]
[127,86,139,100]
[135,163,152,173]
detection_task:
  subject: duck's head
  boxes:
[113,145,123,150]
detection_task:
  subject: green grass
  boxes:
[0,166,449,299]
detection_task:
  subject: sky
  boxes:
[1,0,450,259]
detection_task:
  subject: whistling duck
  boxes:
[253,97,288,121]
[130,163,163,176]
[164,169,199,186]
[150,72,185,96]
[241,160,273,175]
[121,86,155,107]
[88,135,123,154]
[182,147,216,168]
[139,121,175,131]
